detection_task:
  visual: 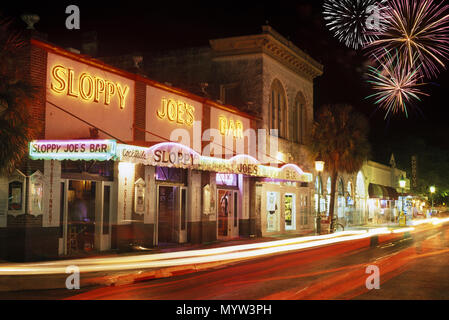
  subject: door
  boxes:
[66,180,97,254]
[179,187,188,243]
[100,182,113,251]
[157,185,177,243]
[217,189,239,239]
[157,185,187,245]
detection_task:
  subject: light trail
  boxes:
[0,219,447,276]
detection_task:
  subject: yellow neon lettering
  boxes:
[67,68,78,97]
[157,98,167,119]
[177,101,185,124]
[185,105,194,126]
[50,65,67,93]
[116,83,129,109]
[167,99,177,121]
[236,121,243,139]
[219,116,227,135]
[79,73,94,100]
[228,120,235,136]
[94,77,105,103]
[105,81,115,105]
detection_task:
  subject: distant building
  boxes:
[316,158,410,228]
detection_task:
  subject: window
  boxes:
[270,79,287,138]
[220,83,240,105]
[284,193,296,230]
[8,181,23,211]
[291,92,307,144]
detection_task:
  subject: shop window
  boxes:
[29,171,44,215]
[8,181,23,211]
[134,178,145,214]
[284,193,296,230]
[266,191,280,232]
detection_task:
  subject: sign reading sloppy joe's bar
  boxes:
[29,140,116,161]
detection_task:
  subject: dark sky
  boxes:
[3,0,449,165]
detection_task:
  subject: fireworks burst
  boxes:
[366,50,427,118]
[323,0,388,50]
[367,0,449,78]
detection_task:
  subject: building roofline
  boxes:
[31,38,261,121]
[209,25,324,80]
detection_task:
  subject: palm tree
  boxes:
[307,104,371,233]
[0,15,36,175]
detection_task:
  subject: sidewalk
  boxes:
[43,229,317,261]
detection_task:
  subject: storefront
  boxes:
[258,176,313,237]
[0,37,315,261]
[367,183,399,224]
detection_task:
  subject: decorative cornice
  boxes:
[209,26,324,81]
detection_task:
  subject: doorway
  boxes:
[157,185,187,245]
[217,189,239,239]
[67,180,96,253]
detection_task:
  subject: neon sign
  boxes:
[30,140,313,183]
[50,65,129,109]
[29,140,116,161]
[219,116,243,138]
[156,98,195,126]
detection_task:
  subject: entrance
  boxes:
[217,189,239,239]
[67,180,96,254]
[157,185,187,245]
[60,180,113,255]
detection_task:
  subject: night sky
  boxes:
[3,0,449,167]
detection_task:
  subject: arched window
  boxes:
[326,177,332,215]
[315,176,325,214]
[355,171,367,225]
[270,79,287,138]
[291,92,307,144]
[356,172,365,198]
[337,178,345,218]
[326,177,332,195]
[347,181,353,197]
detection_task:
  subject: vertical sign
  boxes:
[411,155,417,191]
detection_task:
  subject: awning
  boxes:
[384,186,399,200]
[368,183,399,200]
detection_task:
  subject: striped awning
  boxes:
[368,183,399,200]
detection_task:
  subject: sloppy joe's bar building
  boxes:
[0,36,314,261]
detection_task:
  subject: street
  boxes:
[1,224,448,300]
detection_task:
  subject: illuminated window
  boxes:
[8,181,23,211]
[291,92,307,144]
[270,79,287,138]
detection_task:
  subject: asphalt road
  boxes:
[1,224,449,300]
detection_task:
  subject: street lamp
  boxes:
[315,159,325,235]
[430,186,436,215]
